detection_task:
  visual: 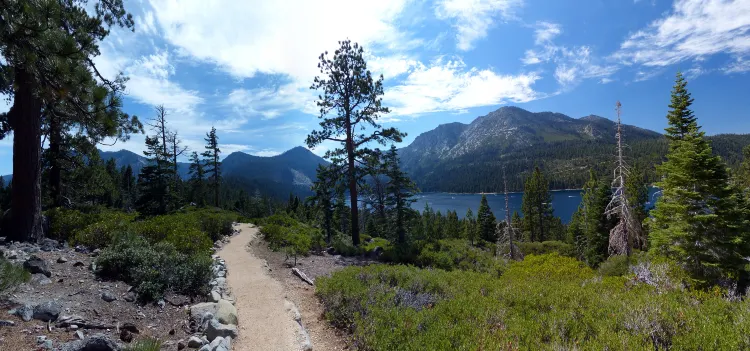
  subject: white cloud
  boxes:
[124,51,204,113]
[554,65,577,87]
[149,0,414,82]
[723,56,750,73]
[253,149,282,157]
[366,54,419,80]
[435,0,523,51]
[385,57,541,116]
[613,0,750,67]
[533,21,562,45]
[600,77,614,84]
[685,65,708,79]
[225,83,317,120]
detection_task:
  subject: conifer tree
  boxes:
[464,208,478,245]
[136,136,172,215]
[311,164,336,243]
[120,165,136,210]
[569,170,613,266]
[445,210,461,239]
[202,127,221,207]
[737,145,750,189]
[477,195,497,243]
[188,151,205,206]
[521,167,554,241]
[383,145,417,243]
[649,72,750,285]
[306,40,405,246]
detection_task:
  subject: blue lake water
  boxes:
[410,188,660,224]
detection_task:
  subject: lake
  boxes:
[410,188,660,224]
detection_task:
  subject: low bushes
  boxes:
[71,211,137,249]
[0,257,30,294]
[415,239,506,275]
[317,254,750,350]
[518,240,575,257]
[260,214,324,264]
[96,234,212,301]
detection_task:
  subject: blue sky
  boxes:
[1,0,750,175]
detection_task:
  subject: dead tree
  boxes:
[497,167,523,260]
[605,101,644,256]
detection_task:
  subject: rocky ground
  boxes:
[251,236,380,351]
[0,234,240,351]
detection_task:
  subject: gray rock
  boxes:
[177,339,186,350]
[11,303,34,321]
[73,261,85,267]
[205,318,238,341]
[210,290,221,303]
[42,340,53,350]
[57,256,68,263]
[31,273,53,286]
[214,336,231,351]
[24,255,51,277]
[121,323,139,334]
[0,320,15,326]
[198,345,211,351]
[208,337,224,350]
[157,299,165,309]
[33,300,62,322]
[76,330,85,340]
[40,238,58,252]
[123,292,136,302]
[5,250,18,259]
[187,336,206,348]
[58,333,121,351]
[101,292,117,302]
[36,335,47,344]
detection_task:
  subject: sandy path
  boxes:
[218,223,301,351]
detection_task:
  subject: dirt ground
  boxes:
[0,243,200,350]
[251,234,379,351]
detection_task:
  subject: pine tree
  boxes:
[464,208,478,245]
[383,145,417,243]
[650,72,750,285]
[477,195,497,243]
[188,151,206,206]
[569,170,613,266]
[311,164,336,243]
[136,136,172,215]
[202,127,221,207]
[624,163,649,249]
[445,210,461,239]
[305,40,405,246]
[521,167,554,241]
[120,165,136,210]
[737,145,750,189]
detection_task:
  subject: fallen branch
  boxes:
[292,268,314,286]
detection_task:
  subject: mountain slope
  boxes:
[399,106,749,192]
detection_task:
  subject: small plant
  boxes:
[0,257,30,295]
[125,337,162,351]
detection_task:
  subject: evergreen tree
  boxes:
[649,72,750,285]
[569,170,613,266]
[0,0,137,241]
[120,165,137,210]
[202,127,221,207]
[305,40,405,246]
[383,145,417,243]
[136,136,173,215]
[477,195,497,243]
[521,167,555,241]
[464,208,478,245]
[445,210,461,238]
[737,145,750,189]
[188,151,206,206]
[624,164,650,249]
[311,164,336,243]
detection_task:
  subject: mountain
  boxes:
[399,106,750,192]
[99,146,327,198]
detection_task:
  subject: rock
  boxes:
[214,336,231,351]
[73,261,85,267]
[92,248,102,257]
[157,299,165,309]
[0,320,15,326]
[23,255,51,277]
[208,337,224,350]
[215,299,237,325]
[205,318,238,341]
[198,346,211,351]
[31,273,53,286]
[76,330,85,340]
[5,250,18,259]
[57,256,68,263]
[210,290,221,303]
[33,300,62,322]
[40,238,58,252]
[119,329,133,343]
[69,324,79,331]
[36,335,47,344]
[101,292,117,302]
[121,322,139,334]
[11,304,34,321]
[177,340,186,350]
[59,333,120,351]
[123,292,136,303]
[169,328,175,335]
[187,336,206,348]
[42,340,54,350]
[89,262,97,272]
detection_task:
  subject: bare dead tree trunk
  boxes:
[497,167,522,260]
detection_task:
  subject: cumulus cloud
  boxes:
[435,0,523,51]
[225,84,318,120]
[385,57,541,116]
[613,0,750,67]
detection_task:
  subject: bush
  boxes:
[96,234,212,301]
[46,208,90,241]
[331,233,362,257]
[0,257,30,294]
[260,214,325,261]
[125,338,162,351]
[131,214,213,255]
[416,239,506,275]
[178,207,236,241]
[317,253,750,350]
[518,240,576,257]
[71,211,137,249]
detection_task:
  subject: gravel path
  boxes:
[219,223,302,351]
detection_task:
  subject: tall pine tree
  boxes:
[649,72,750,285]
[521,167,554,242]
[383,145,417,243]
[568,170,613,266]
[202,127,221,208]
[477,195,497,243]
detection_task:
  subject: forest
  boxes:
[1,1,750,349]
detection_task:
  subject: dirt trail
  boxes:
[218,223,302,351]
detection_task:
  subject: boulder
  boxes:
[215,299,237,325]
[57,256,68,263]
[11,303,34,321]
[208,337,224,350]
[187,336,206,348]
[58,334,121,351]
[123,292,136,303]
[24,255,51,277]
[33,300,62,322]
[31,273,53,286]
[210,290,221,303]
[40,238,58,252]
[205,319,238,341]
[215,336,231,351]
[0,320,15,326]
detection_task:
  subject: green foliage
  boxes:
[46,208,90,241]
[417,239,506,275]
[96,234,212,301]
[202,126,222,207]
[0,257,31,295]
[521,167,557,242]
[568,170,614,267]
[518,240,575,257]
[125,337,162,351]
[260,214,324,262]
[131,214,213,255]
[362,237,392,254]
[477,195,497,243]
[71,210,137,249]
[598,253,640,277]
[317,254,750,350]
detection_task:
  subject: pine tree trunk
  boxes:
[49,112,62,208]
[8,69,44,242]
[347,144,360,246]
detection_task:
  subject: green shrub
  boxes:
[179,207,236,241]
[331,233,362,257]
[131,214,212,255]
[125,337,162,351]
[96,234,212,301]
[317,253,750,350]
[71,211,137,249]
[0,257,30,294]
[518,240,576,257]
[416,239,506,275]
[46,208,89,241]
[260,214,324,261]
[362,237,392,254]
[598,253,649,277]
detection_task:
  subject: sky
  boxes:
[1,0,750,175]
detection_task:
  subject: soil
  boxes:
[251,233,379,351]
[0,242,200,351]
